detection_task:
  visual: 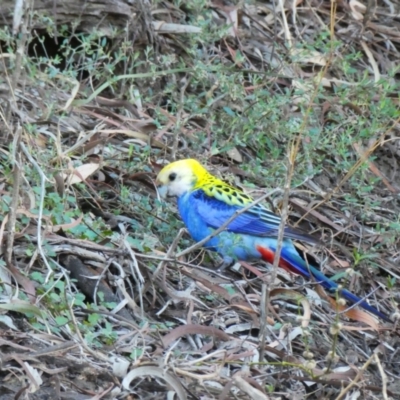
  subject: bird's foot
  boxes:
[216,257,236,272]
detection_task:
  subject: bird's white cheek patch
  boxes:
[157,185,168,198]
[171,180,193,197]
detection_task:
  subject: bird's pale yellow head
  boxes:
[156,159,209,197]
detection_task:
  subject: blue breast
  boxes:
[177,191,219,249]
[177,190,263,262]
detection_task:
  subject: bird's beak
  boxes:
[157,184,168,198]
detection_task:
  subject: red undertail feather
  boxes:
[256,245,298,274]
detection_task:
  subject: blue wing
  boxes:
[191,189,317,243]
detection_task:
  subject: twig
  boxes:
[124,236,145,316]
[258,283,268,362]
[261,126,299,359]
[271,160,292,279]
[5,127,22,266]
[172,76,191,159]
[176,188,282,258]
[259,1,338,360]
[374,352,388,400]
[14,242,234,280]
[279,0,292,49]
[60,123,105,157]
[92,258,113,307]
[334,352,375,400]
[20,142,54,283]
[11,0,30,85]
[154,228,187,277]
[152,229,201,310]
[7,0,32,123]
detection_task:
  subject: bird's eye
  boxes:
[169,172,177,181]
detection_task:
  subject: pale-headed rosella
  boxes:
[156,159,391,322]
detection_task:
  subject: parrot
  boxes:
[156,158,391,322]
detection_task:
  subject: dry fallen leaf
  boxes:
[62,163,100,185]
[291,48,327,66]
[349,0,366,20]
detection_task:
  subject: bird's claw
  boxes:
[216,257,236,272]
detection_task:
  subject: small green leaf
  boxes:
[55,316,69,326]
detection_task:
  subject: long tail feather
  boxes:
[338,288,391,322]
[256,245,391,322]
